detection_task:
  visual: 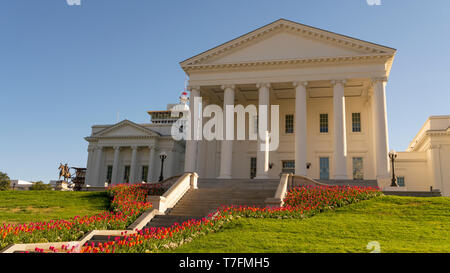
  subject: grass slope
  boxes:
[169,196,450,253]
[0,191,109,225]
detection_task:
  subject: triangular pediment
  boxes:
[181,19,396,69]
[94,120,160,138]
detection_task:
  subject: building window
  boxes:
[397,176,405,187]
[352,157,364,180]
[142,165,149,182]
[106,165,113,184]
[352,113,361,132]
[285,114,294,134]
[320,114,328,133]
[282,160,295,174]
[319,157,329,180]
[123,165,131,183]
[250,157,257,179]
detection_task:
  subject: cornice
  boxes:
[183,53,393,73]
[86,135,158,141]
[292,81,308,87]
[426,128,450,137]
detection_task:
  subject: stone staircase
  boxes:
[85,178,279,247]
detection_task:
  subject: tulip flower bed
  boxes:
[0,184,153,249]
[81,185,381,253]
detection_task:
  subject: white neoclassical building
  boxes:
[84,103,186,186]
[84,19,450,196]
[182,19,395,187]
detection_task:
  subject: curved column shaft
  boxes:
[147,146,156,182]
[255,83,270,179]
[372,78,390,179]
[185,87,200,172]
[218,84,235,179]
[111,146,121,185]
[332,80,348,179]
[129,146,139,184]
[294,81,308,176]
[93,146,104,186]
[85,147,95,186]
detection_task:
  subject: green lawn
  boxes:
[0,191,109,225]
[169,196,450,253]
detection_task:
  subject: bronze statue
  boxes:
[64,164,71,181]
[58,163,72,182]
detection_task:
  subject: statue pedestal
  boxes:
[55,180,71,191]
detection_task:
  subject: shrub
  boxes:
[0,172,10,191]
[29,181,53,191]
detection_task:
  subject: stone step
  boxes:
[85,235,126,247]
[146,215,204,228]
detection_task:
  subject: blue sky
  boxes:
[0,0,449,182]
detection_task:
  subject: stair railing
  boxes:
[147,172,198,214]
[265,173,290,207]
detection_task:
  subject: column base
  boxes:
[333,175,349,180]
[383,186,407,192]
[217,175,232,179]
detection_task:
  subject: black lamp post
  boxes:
[158,152,167,182]
[388,150,398,187]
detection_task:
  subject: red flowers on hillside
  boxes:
[0,184,152,249]
[81,185,381,253]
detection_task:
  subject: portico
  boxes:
[181,19,396,184]
[85,119,185,186]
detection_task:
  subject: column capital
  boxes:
[148,145,157,151]
[220,84,235,90]
[187,85,201,92]
[429,143,441,150]
[131,145,139,151]
[292,81,308,88]
[113,146,121,151]
[256,82,271,89]
[371,76,388,84]
[331,79,347,86]
[95,145,104,151]
[88,146,95,152]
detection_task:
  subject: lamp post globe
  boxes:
[159,152,168,182]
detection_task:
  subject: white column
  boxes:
[111,146,121,185]
[166,149,175,178]
[332,80,348,179]
[147,145,156,182]
[429,144,444,194]
[85,146,95,186]
[372,77,390,179]
[196,98,209,177]
[218,84,235,179]
[93,146,104,186]
[129,146,139,184]
[255,82,270,179]
[185,86,200,173]
[294,81,308,176]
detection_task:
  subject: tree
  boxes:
[0,172,11,191]
[30,181,53,191]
